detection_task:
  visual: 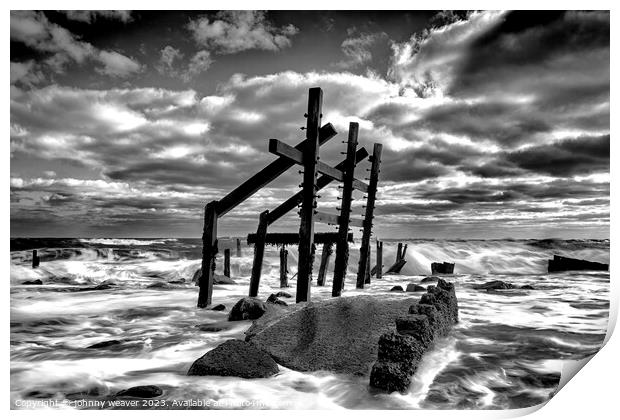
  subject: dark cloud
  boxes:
[505,135,609,176]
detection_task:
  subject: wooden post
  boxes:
[236,238,242,257]
[317,243,333,286]
[280,246,289,288]
[249,210,269,297]
[332,122,359,296]
[396,243,403,263]
[198,201,218,308]
[356,143,382,289]
[376,240,383,279]
[365,253,371,284]
[401,244,408,261]
[297,87,323,303]
[224,249,231,278]
[32,250,39,268]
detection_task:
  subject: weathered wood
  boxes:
[297,87,323,303]
[386,242,407,274]
[356,143,382,289]
[270,138,369,194]
[224,249,231,278]
[249,210,269,297]
[376,241,383,279]
[247,232,353,245]
[386,259,407,275]
[317,243,333,286]
[215,124,337,217]
[198,201,218,308]
[32,250,39,268]
[266,148,369,225]
[236,238,242,257]
[332,122,358,297]
[280,247,289,288]
[364,253,371,284]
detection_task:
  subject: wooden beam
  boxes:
[297,87,323,303]
[198,201,218,308]
[332,122,359,297]
[356,143,382,289]
[317,243,333,286]
[270,138,369,193]
[266,148,369,225]
[236,238,242,257]
[247,232,353,245]
[249,210,269,297]
[215,123,337,217]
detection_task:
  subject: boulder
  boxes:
[192,269,237,285]
[146,281,173,289]
[420,276,442,284]
[266,294,288,306]
[228,297,268,321]
[22,279,43,285]
[520,285,535,290]
[246,295,416,375]
[196,323,227,332]
[116,385,163,398]
[211,304,226,311]
[187,339,278,378]
[390,286,404,292]
[87,339,122,349]
[473,280,515,290]
[369,280,458,393]
[548,255,608,272]
[431,262,454,275]
[405,283,426,292]
[274,291,293,298]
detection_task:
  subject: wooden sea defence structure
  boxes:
[197,87,383,307]
[431,261,455,275]
[386,243,408,274]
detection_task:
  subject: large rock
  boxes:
[473,280,515,290]
[191,269,236,285]
[420,276,442,284]
[548,255,608,272]
[187,339,278,378]
[22,279,43,285]
[390,286,404,292]
[245,295,417,375]
[369,280,458,393]
[405,283,426,292]
[431,262,454,274]
[228,297,268,321]
[116,385,163,398]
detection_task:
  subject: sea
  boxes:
[9,237,610,410]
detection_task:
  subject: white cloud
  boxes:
[187,11,299,54]
[388,11,506,97]
[96,50,142,77]
[184,50,213,80]
[10,11,141,78]
[337,32,386,69]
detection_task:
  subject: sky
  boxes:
[9,10,610,239]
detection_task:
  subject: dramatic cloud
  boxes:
[10,11,609,238]
[337,31,387,68]
[10,11,141,78]
[187,11,299,54]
